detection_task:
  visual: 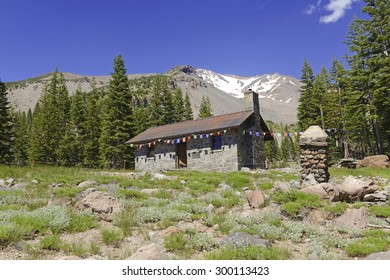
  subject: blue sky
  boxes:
[0,0,366,82]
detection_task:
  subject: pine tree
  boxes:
[0,80,13,164]
[297,60,315,131]
[184,92,193,121]
[84,82,102,167]
[198,96,213,119]
[58,88,86,166]
[161,80,175,124]
[28,70,69,165]
[173,88,185,123]
[345,0,390,154]
[149,76,164,126]
[12,111,29,165]
[99,55,134,168]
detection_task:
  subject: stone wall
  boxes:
[135,144,177,172]
[299,126,330,183]
[135,131,239,172]
[187,131,239,171]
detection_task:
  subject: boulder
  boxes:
[302,174,318,187]
[339,176,379,202]
[76,191,123,221]
[333,208,368,229]
[127,243,168,260]
[357,155,390,168]
[363,191,388,202]
[219,232,270,248]
[151,173,177,181]
[273,181,291,193]
[364,251,390,260]
[300,183,340,202]
[0,179,5,188]
[246,187,265,208]
[77,180,97,189]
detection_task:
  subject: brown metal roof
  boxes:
[127,110,255,144]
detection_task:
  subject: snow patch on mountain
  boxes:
[195,69,300,105]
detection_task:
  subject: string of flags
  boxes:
[129,128,337,149]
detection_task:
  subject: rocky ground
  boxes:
[1,166,390,260]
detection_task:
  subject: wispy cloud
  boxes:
[319,0,358,23]
[304,0,322,15]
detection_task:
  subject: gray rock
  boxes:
[205,204,214,213]
[246,187,265,208]
[12,183,28,190]
[31,179,39,185]
[76,187,96,200]
[77,180,96,189]
[240,167,251,173]
[6,178,15,185]
[0,179,5,187]
[218,183,233,192]
[363,191,388,202]
[75,191,124,221]
[339,176,379,202]
[300,183,340,202]
[127,244,168,260]
[151,173,177,181]
[219,232,270,248]
[333,208,368,229]
[365,251,390,260]
[273,181,291,193]
[302,174,318,187]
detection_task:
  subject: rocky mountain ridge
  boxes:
[6,66,301,124]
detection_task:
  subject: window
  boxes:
[212,135,222,150]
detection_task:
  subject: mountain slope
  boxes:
[6,66,301,124]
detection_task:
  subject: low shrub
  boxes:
[324,202,348,216]
[101,228,124,247]
[368,205,390,218]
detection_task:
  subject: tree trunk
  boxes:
[372,118,384,154]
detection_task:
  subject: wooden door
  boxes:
[177,142,187,168]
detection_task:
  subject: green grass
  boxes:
[163,232,186,252]
[66,212,98,233]
[324,202,349,216]
[54,187,82,198]
[39,234,63,251]
[204,245,292,260]
[209,190,241,208]
[101,228,124,247]
[225,172,252,189]
[282,202,302,217]
[345,237,390,257]
[329,167,390,180]
[368,205,390,218]
[113,207,138,236]
[117,189,148,199]
[273,190,321,217]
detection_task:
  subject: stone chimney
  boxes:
[244,89,266,169]
[244,89,259,113]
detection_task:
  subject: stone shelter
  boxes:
[126,90,272,172]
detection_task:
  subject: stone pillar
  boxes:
[299,126,329,183]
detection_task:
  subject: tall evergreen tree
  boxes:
[99,55,134,168]
[58,88,86,166]
[297,60,316,131]
[28,70,69,165]
[345,0,390,154]
[184,92,193,121]
[0,80,13,163]
[84,82,102,167]
[149,76,164,126]
[173,88,185,123]
[198,96,213,119]
[161,80,175,124]
[12,111,29,165]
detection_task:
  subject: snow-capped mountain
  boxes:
[195,68,300,105]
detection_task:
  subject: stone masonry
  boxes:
[299,126,330,183]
